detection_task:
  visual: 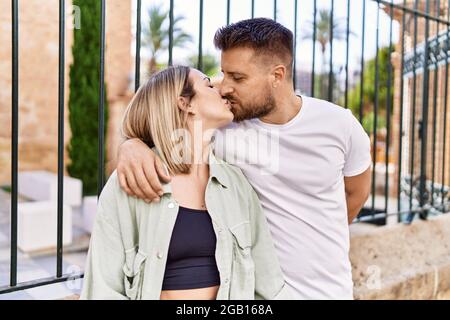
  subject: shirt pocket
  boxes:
[122,248,147,300]
[228,221,255,299]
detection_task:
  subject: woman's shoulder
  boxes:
[94,170,143,234]
[100,170,121,199]
[98,170,137,213]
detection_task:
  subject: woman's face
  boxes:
[187,68,234,129]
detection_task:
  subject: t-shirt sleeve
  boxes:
[343,110,372,177]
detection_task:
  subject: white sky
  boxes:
[134,0,400,75]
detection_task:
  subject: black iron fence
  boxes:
[1,0,449,296]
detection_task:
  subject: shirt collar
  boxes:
[208,149,230,189]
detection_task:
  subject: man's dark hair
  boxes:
[214,18,294,78]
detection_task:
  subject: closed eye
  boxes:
[230,74,244,82]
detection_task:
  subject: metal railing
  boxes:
[1,0,449,295]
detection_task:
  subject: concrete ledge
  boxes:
[350,214,450,299]
[18,171,82,207]
[18,201,73,252]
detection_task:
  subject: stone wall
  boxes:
[351,214,450,299]
[0,0,133,186]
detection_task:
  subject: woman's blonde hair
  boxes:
[121,66,195,175]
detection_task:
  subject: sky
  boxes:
[134,0,400,77]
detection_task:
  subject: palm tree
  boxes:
[142,5,192,74]
[304,9,349,70]
[303,9,351,98]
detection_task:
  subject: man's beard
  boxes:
[227,93,276,122]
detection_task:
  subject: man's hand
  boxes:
[344,167,372,224]
[116,138,171,202]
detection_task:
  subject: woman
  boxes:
[80,66,291,300]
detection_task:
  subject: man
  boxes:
[116,18,371,299]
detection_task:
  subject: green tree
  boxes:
[362,111,387,137]
[67,0,108,196]
[143,5,192,74]
[188,53,220,77]
[346,46,394,134]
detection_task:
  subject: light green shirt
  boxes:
[80,150,292,300]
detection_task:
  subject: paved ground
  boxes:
[0,189,88,300]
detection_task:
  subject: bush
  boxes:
[67,0,108,196]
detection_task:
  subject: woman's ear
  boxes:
[177,96,196,116]
[177,96,189,111]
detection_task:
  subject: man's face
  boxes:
[219,47,276,122]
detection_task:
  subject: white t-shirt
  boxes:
[213,95,372,299]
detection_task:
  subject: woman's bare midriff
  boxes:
[160,285,220,300]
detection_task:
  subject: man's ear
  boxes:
[272,64,287,88]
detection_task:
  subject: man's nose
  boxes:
[219,83,233,97]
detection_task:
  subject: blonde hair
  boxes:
[121,66,195,175]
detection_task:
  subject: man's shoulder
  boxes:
[301,96,356,134]
[303,95,351,118]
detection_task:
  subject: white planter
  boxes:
[82,196,98,234]
[18,201,73,252]
[18,171,82,207]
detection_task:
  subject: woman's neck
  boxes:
[168,127,215,210]
[186,125,215,179]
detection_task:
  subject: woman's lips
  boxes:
[224,100,231,109]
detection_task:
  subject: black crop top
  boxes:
[161,206,221,290]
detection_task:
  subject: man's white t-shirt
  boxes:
[213,95,372,299]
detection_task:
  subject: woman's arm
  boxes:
[80,178,128,300]
[247,186,293,300]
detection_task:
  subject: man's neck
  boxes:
[259,90,302,125]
